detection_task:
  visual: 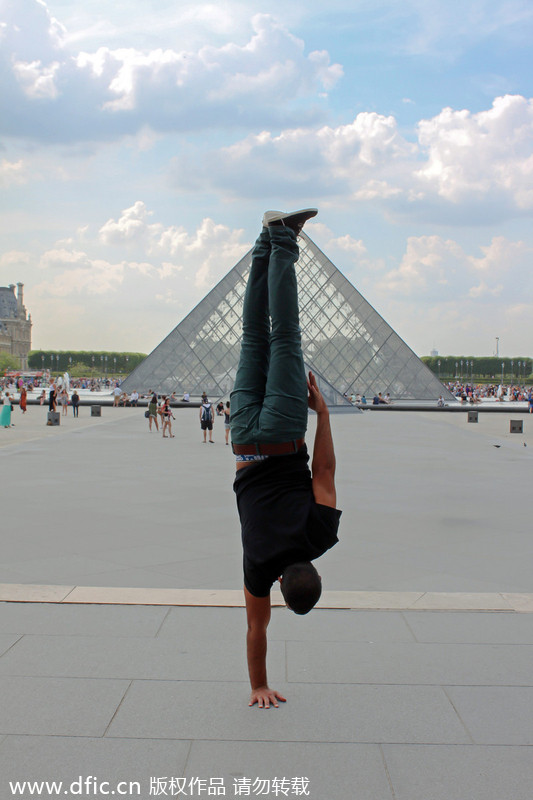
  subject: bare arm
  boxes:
[244,586,286,708]
[307,371,337,508]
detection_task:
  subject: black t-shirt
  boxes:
[233,447,341,597]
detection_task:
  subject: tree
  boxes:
[0,353,20,374]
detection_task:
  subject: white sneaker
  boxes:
[262,208,318,234]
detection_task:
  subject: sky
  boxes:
[1,0,532,358]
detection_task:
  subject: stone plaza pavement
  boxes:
[0,405,532,799]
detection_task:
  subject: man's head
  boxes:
[279,562,322,615]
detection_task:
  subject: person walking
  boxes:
[200,398,214,443]
[19,386,27,414]
[161,396,175,438]
[148,392,159,432]
[230,208,341,709]
[224,401,231,445]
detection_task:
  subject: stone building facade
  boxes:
[0,283,32,369]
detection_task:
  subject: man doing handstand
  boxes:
[230,208,342,709]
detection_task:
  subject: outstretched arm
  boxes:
[244,586,287,708]
[307,371,337,508]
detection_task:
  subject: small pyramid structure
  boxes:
[121,232,454,404]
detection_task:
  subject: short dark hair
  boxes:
[280,562,322,615]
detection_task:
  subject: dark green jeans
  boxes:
[230,225,308,444]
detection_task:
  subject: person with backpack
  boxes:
[199,398,214,443]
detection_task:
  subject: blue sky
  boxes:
[1,0,532,357]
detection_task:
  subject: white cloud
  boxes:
[99,201,161,246]
[174,95,533,222]
[416,95,533,209]
[36,249,125,295]
[99,202,248,289]
[375,234,532,304]
[0,3,342,142]
[0,250,31,266]
[25,207,251,350]
[13,58,60,98]
[0,158,27,186]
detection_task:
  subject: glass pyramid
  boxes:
[121,232,453,404]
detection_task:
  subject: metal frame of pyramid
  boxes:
[121,232,454,404]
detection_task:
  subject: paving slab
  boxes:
[0,602,169,637]
[0,634,21,656]
[0,735,191,793]
[0,633,283,681]
[403,610,533,643]
[185,741,394,800]
[503,592,533,612]
[287,640,533,685]
[382,744,533,800]
[0,676,130,736]
[106,680,470,744]
[446,686,533,744]
[0,584,74,603]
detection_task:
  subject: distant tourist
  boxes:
[0,392,12,428]
[224,401,231,445]
[48,385,57,413]
[148,392,159,432]
[60,389,69,416]
[129,390,139,407]
[19,386,27,414]
[200,398,214,443]
[182,392,190,402]
[216,400,224,416]
[161,396,175,438]
[71,390,80,417]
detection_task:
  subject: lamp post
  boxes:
[501,362,504,385]
[471,360,474,385]
[91,356,95,376]
[511,360,514,385]
[495,337,499,357]
[437,359,441,381]
[100,355,103,378]
[455,361,458,379]
[113,357,116,376]
[460,359,463,380]
[105,356,108,379]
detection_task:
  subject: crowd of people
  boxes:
[445,381,533,405]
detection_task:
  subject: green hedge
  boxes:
[422,356,532,381]
[28,350,146,374]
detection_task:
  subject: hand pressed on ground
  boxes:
[249,687,287,709]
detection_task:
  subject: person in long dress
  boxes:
[0,392,12,428]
